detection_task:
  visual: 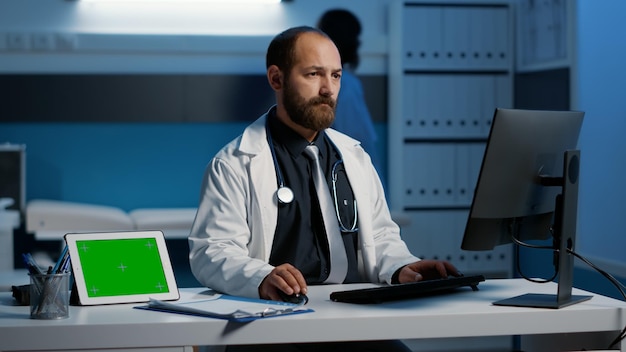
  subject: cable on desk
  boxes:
[511,234,558,283]
[512,233,626,349]
[567,249,626,349]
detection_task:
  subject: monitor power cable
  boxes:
[511,233,626,349]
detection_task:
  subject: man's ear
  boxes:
[267,65,283,91]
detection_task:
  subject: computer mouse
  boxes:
[278,290,309,305]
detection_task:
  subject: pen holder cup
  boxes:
[29,272,70,320]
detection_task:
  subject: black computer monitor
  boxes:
[461,108,591,308]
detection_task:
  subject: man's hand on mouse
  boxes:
[259,263,308,301]
[397,259,461,284]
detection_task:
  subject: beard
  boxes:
[282,81,336,131]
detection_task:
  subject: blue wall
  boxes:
[575,0,626,275]
[573,0,626,299]
[1,122,247,211]
[0,122,388,211]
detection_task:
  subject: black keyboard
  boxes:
[330,274,485,304]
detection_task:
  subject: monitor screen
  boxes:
[462,108,584,251]
[460,108,589,309]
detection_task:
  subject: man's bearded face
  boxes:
[282,77,337,131]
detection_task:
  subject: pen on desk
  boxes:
[57,255,71,276]
[52,245,67,273]
[52,245,70,274]
[48,249,72,311]
[21,250,71,316]
[36,270,69,315]
[21,252,49,315]
[51,254,72,314]
[22,253,43,275]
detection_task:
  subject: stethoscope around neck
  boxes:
[266,121,358,232]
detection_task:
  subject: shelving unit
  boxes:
[388,1,514,278]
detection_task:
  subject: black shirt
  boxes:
[266,109,361,284]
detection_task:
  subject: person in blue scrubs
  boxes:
[317,9,384,183]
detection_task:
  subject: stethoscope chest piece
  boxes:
[277,186,294,204]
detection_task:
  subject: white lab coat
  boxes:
[188,110,419,298]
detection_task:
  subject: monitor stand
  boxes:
[494,150,592,309]
[493,293,591,309]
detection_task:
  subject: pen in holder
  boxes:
[29,272,70,320]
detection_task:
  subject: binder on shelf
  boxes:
[493,6,510,69]
[402,76,419,135]
[403,144,457,208]
[455,143,485,206]
[469,7,489,69]
[442,7,468,68]
[403,6,442,69]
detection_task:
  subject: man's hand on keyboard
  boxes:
[397,259,462,284]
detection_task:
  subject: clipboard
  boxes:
[136,293,313,323]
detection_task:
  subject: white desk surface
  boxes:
[1,279,625,352]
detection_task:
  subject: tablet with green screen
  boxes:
[65,231,180,305]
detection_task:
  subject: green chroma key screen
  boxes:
[75,238,169,297]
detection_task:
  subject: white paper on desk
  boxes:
[143,295,312,322]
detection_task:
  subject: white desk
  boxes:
[0,279,624,352]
